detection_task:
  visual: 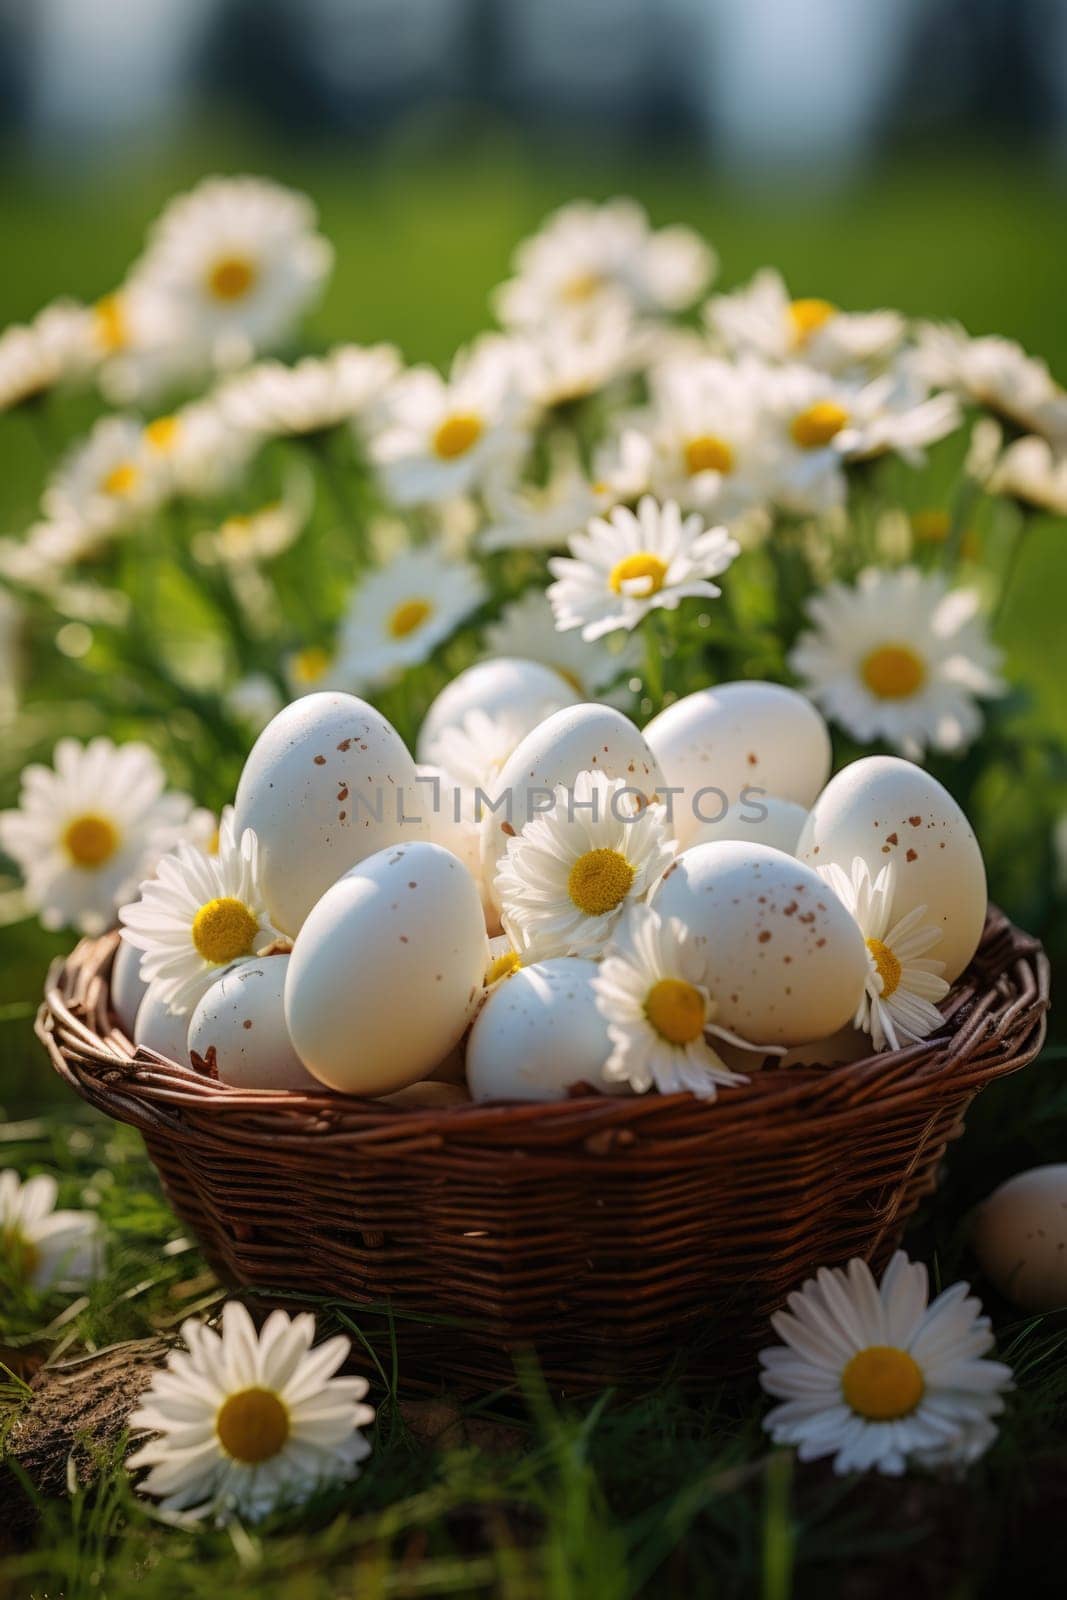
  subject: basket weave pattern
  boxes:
[38,910,1048,1389]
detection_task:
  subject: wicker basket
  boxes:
[38,910,1048,1392]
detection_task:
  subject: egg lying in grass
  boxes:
[188,956,318,1091]
[684,795,809,857]
[416,657,577,763]
[643,682,831,850]
[971,1165,1067,1311]
[796,755,987,983]
[652,841,869,1045]
[133,983,190,1066]
[466,958,615,1102]
[285,841,488,1095]
[111,936,148,1035]
[480,702,664,906]
[234,691,426,937]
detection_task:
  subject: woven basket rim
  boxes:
[38,908,1049,1147]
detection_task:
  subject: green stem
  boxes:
[993,505,1033,628]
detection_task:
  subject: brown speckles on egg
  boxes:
[783,901,797,916]
[906,848,918,863]
[242,1019,253,1030]
[313,754,326,766]
[501,821,516,837]
[909,815,922,827]
[758,930,771,943]
[399,935,409,944]
[886,832,898,846]
[337,738,352,752]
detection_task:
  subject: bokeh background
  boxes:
[3,0,1066,1107]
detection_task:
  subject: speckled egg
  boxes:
[684,795,809,857]
[285,841,489,1095]
[643,682,831,849]
[466,958,615,1101]
[233,691,426,936]
[111,936,148,1036]
[187,956,319,1091]
[652,840,869,1045]
[972,1165,1067,1311]
[133,983,190,1066]
[479,702,664,904]
[796,755,987,982]
[416,657,577,763]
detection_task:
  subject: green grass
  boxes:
[2,128,1067,1597]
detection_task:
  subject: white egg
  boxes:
[133,983,190,1066]
[643,682,831,850]
[285,841,489,1095]
[111,936,148,1036]
[652,841,869,1045]
[187,956,319,1091]
[972,1165,1067,1311]
[684,795,809,857]
[479,702,664,905]
[416,657,577,763]
[233,691,426,936]
[417,762,500,935]
[466,958,615,1102]
[796,755,987,983]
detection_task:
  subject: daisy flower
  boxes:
[119,817,280,1013]
[819,858,950,1051]
[127,1301,374,1524]
[0,1169,102,1291]
[494,198,714,327]
[0,300,94,413]
[484,934,522,988]
[496,770,675,962]
[547,496,740,642]
[484,590,642,700]
[142,397,256,500]
[593,904,770,1099]
[706,268,904,374]
[763,365,959,515]
[42,416,167,541]
[425,704,566,797]
[134,176,334,370]
[0,738,195,934]
[479,450,599,553]
[788,566,1004,758]
[370,340,528,506]
[759,1251,1012,1475]
[987,433,1067,517]
[334,548,487,688]
[194,470,313,570]
[91,279,205,407]
[511,297,643,411]
[216,344,401,441]
[638,355,775,517]
[915,323,1067,447]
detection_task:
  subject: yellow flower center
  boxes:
[485,950,521,985]
[790,400,850,450]
[191,897,260,965]
[291,645,332,685]
[63,814,119,868]
[644,978,706,1045]
[567,848,635,917]
[861,643,927,701]
[684,434,735,477]
[432,413,483,460]
[841,1345,925,1421]
[388,598,433,639]
[94,293,128,353]
[561,270,604,304]
[608,551,668,598]
[145,415,181,453]
[866,937,903,999]
[789,297,837,346]
[2,1226,40,1281]
[207,255,258,303]
[910,508,951,544]
[215,1386,290,1464]
[101,462,139,498]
